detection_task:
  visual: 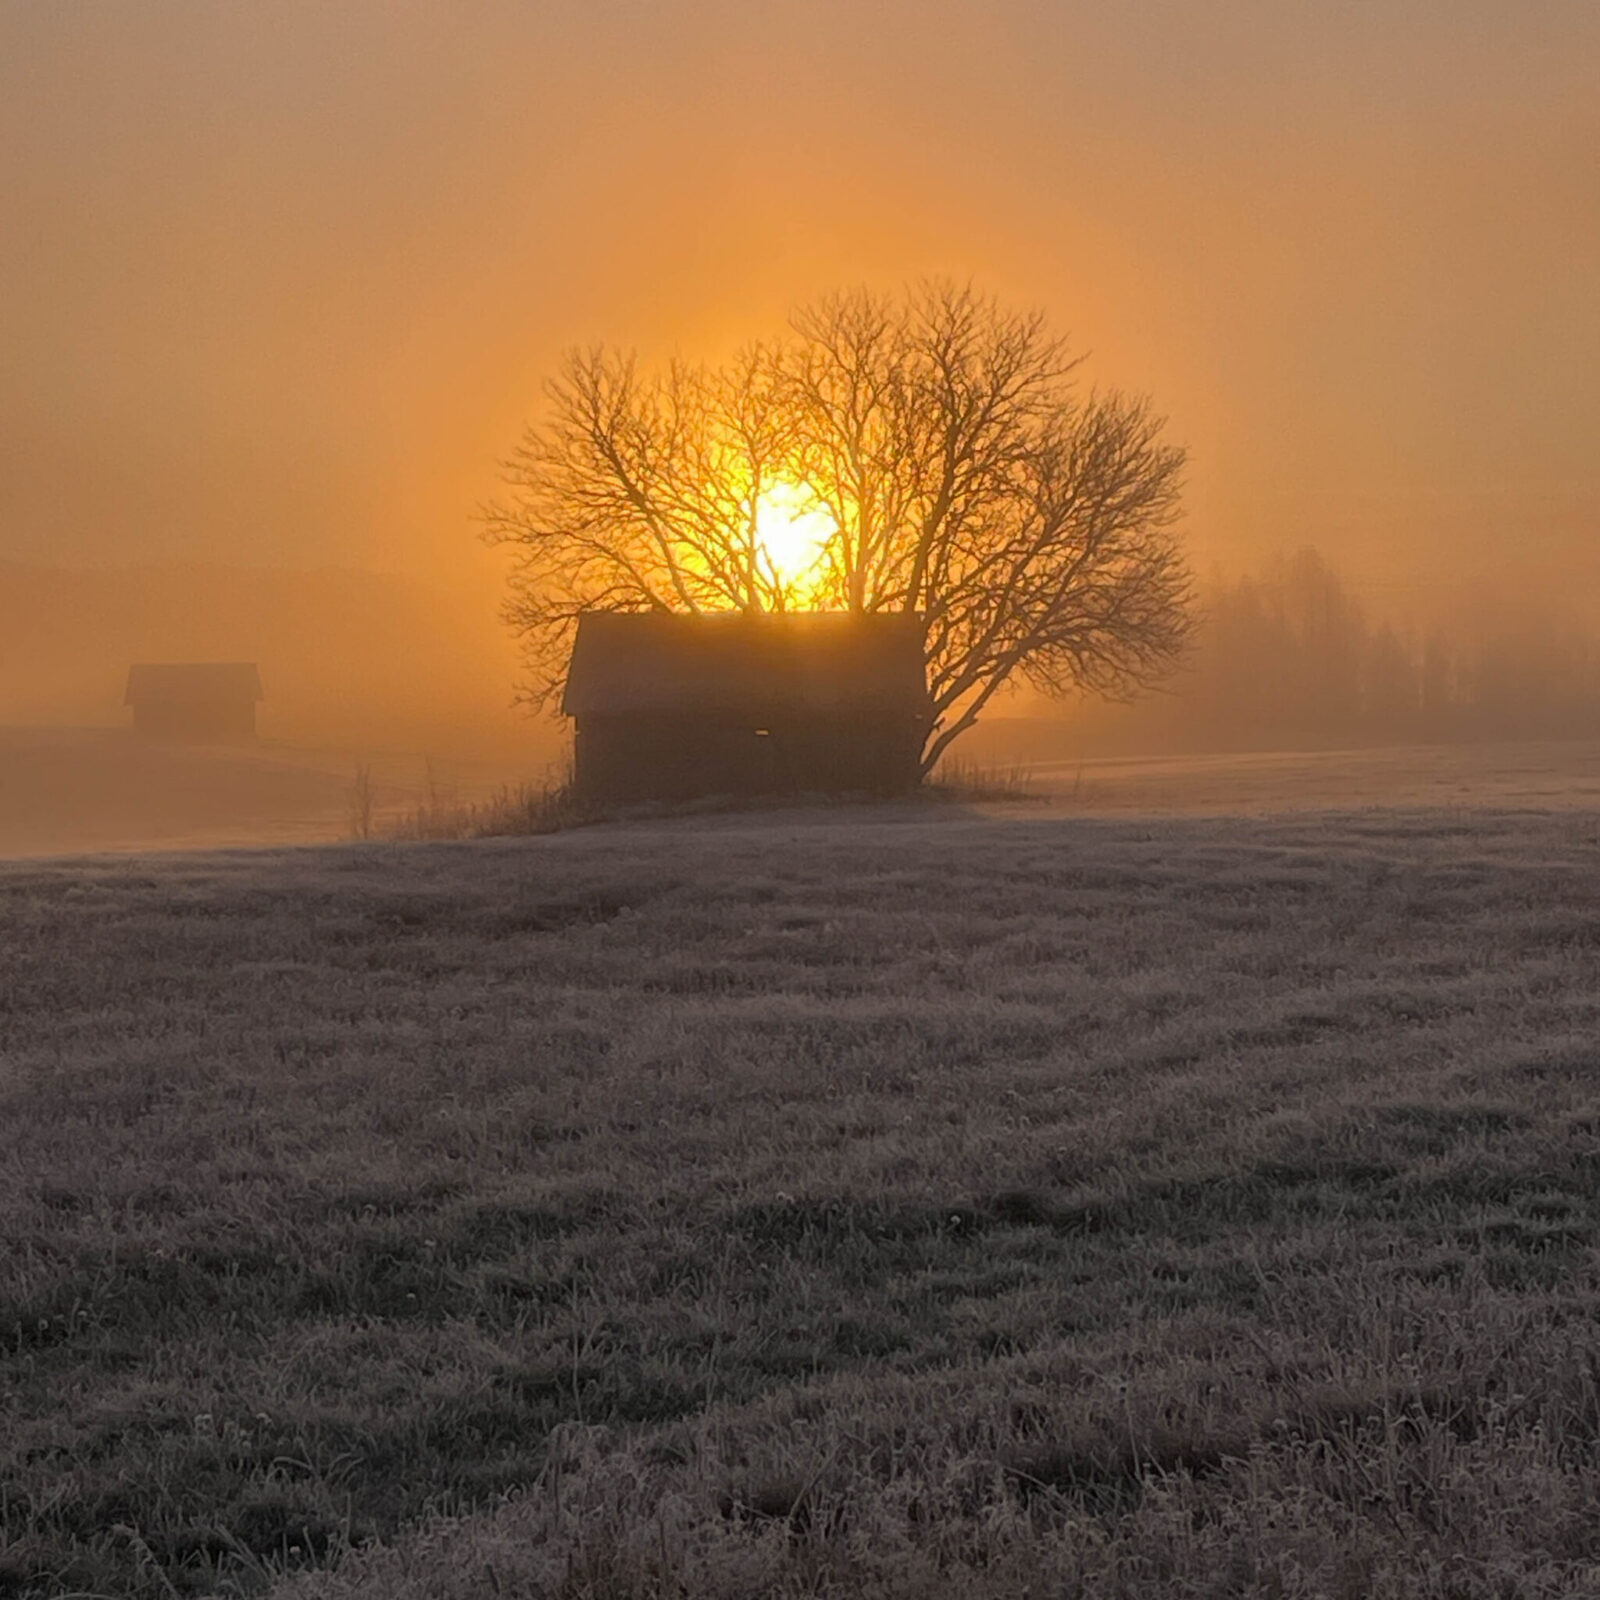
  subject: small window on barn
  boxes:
[755,728,771,737]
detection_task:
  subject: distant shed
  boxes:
[561,612,931,802]
[124,662,263,742]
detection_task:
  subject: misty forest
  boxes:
[5,6,1600,1600]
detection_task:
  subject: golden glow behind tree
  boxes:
[488,283,1194,772]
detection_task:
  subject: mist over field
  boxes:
[0,564,524,748]
[0,562,553,856]
[8,547,1600,856]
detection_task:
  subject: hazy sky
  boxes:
[3,0,1597,616]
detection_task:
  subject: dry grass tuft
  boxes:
[925,754,1038,801]
[382,777,589,841]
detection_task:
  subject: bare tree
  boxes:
[486,283,1193,773]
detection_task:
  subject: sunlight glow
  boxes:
[753,481,834,603]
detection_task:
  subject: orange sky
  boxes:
[3,0,1597,626]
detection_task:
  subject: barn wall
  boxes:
[575,712,924,802]
[131,700,257,742]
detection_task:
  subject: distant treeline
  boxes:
[1061,548,1600,755]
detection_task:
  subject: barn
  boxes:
[124,662,264,742]
[561,611,931,802]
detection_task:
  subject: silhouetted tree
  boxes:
[487,283,1193,772]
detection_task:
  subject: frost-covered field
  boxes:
[6,800,1600,1597]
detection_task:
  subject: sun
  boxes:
[753,481,834,601]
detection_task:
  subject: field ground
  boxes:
[6,765,1600,1595]
[10,727,1600,859]
[0,729,548,858]
[1025,739,1600,815]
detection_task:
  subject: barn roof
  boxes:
[124,662,264,706]
[561,612,929,719]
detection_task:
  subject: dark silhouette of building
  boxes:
[124,662,263,742]
[562,612,930,802]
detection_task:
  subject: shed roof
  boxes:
[561,612,929,719]
[124,662,264,706]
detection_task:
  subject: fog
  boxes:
[965,548,1600,766]
[3,2,1598,793]
[0,562,526,752]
